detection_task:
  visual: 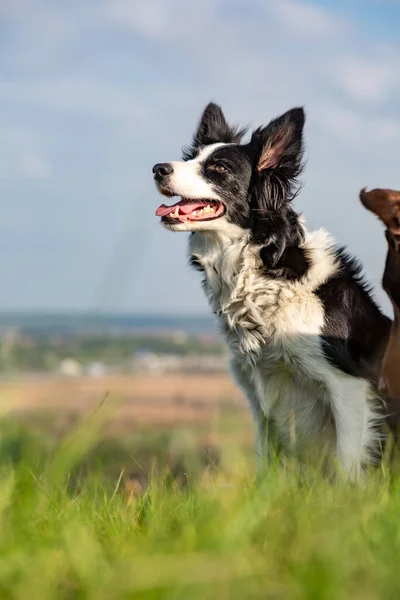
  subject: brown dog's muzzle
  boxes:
[359,187,400,233]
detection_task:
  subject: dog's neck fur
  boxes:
[190,227,262,360]
[189,224,338,366]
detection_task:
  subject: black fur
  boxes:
[198,144,254,229]
[263,244,310,281]
[315,249,391,381]
[189,252,204,273]
[182,103,247,161]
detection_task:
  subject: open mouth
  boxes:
[155,199,225,222]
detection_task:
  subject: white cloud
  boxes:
[0,125,51,180]
[0,0,35,17]
[334,57,397,103]
[17,152,51,179]
[106,0,220,39]
[106,0,343,41]
[317,104,400,147]
[0,0,70,38]
[268,0,345,39]
[107,0,170,37]
[0,78,145,121]
[0,162,9,179]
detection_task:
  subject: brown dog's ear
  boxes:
[252,107,305,172]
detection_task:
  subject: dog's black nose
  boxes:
[152,163,173,180]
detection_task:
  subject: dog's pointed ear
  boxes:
[252,107,305,173]
[183,103,246,160]
[250,108,305,268]
[195,103,232,145]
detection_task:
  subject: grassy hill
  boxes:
[0,415,400,599]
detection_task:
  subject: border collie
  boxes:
[152,103,391,477]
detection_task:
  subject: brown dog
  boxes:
[360,187,400,429]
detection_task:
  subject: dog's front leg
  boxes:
[251,410,282,473]
[331,384,373,481]
[250,402,269,469]
[230,358,272,470]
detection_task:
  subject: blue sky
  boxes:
[0,0,399,314]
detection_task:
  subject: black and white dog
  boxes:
[153,103,391,477]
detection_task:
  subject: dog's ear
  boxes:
[251,107,305,175]
[250,108,305,269]
[183,103,246,160]
[195,103,241,146]
[250,107,305,221]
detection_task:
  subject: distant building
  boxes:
[132,351,164,377]
[132,350,228,376]
[86,362,107,377]
[181,354,228,373]
[58,358,83,377]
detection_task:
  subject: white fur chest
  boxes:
[189,228,336,372]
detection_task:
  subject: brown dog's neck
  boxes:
[386,229,400,252]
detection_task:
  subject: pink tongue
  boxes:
[155,200,211,217]
[156,204,176,217]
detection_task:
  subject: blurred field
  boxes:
[1,374,400,598]
[0,373,250,439]
[0,373,243,412]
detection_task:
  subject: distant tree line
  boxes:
[0,332,224,374]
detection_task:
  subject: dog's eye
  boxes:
[214,163,227,172]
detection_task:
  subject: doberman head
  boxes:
[360,187,400,425]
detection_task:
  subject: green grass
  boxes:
[1,417,400,599]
